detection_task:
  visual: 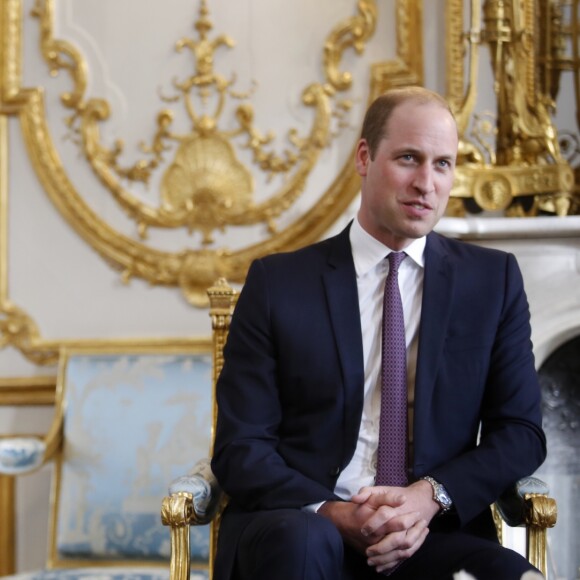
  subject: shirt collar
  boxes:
[350,216,426,277]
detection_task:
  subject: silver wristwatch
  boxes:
[420,476,453,513]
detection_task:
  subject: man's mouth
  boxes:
[405,201,432,211]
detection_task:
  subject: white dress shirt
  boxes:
[304,218,426,513]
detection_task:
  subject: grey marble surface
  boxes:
[536,336,580,580]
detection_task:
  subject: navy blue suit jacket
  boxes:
[211,225,546,577]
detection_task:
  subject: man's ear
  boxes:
[355,139,370,176]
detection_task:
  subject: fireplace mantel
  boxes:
[438,215,580,240]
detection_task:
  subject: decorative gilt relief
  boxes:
[0,301,58,365]
[0,0,423,363]
[446,0,577,217]
[26,0,380,306]
[41,0,356,246]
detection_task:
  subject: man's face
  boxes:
[355,100,458,250]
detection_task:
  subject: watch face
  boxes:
[437,489,452,509]
[422,476,453,511]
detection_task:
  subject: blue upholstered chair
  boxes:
[162,279,557,580]
[0,345,214,580]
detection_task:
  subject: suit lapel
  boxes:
[322,226,365,466]
[413,233,456,469]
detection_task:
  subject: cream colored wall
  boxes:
[0,0,576,573]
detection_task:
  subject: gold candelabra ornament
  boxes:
[446,0,577,217]
[538,0,580,214]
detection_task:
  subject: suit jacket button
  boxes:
[329,467,340,476]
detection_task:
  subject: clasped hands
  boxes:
[318,480,440,574]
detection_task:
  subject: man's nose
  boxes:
[412,165,434,194]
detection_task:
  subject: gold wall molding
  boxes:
[1,0,423,364]
[0,376,56,405]
[446,0,577,217]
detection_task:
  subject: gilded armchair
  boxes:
[0,344,213,580]
[162,279,557,580]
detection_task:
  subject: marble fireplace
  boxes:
[438,215,580,580]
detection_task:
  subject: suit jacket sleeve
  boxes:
[211,257,345,511]
[423,251,546,526]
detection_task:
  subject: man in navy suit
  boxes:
[211,86,546,579]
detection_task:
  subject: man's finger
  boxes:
[376,527,429,574]
[361,508,421,537]
[353,487,407,507]
[366,520,429,570]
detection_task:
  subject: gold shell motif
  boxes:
[160,135,254,244]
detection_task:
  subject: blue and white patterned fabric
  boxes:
[50,353,212,567]
[3,567,208,580]
[0,437,46,475]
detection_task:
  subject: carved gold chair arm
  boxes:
[162,458,225,580]
[495,476,557,577]
[523,492,558,577]
[161,492,195,580]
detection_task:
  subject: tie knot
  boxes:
[388,252,406,273]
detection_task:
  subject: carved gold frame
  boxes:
[0,0,423,366]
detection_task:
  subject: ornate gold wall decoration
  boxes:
[324,0,378,90]
[38,0,350,246]
[21,0,380,306]
[446,0,576,217]
[1,0,423,363]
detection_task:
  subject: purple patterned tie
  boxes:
[376,251,408,488]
